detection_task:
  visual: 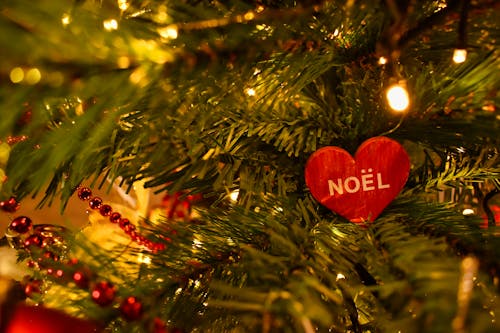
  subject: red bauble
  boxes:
[24,234,44,248]
[0,197,20,212]
[120,296,143,321]
[91,281,116,306]
[305,137,410,224]
[5,303,99,333]
[9,216,33,234]
[73,271,90,289]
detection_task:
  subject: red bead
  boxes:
[89,197,103,210]
[120,296,143,321]
[109,212,121,223]
[128,230,138,240]
[68,258,79,265]
[154,243,166,252]
[44,251,59,261]
[91,281,116,306]
[123,223,135,234]
[99,204,112,216]
[119,218,130,229]
[24,234,44,247]
[24,280,41,297]
[27,260,38,268]
[77,187,93,201]
[73,271,89,289]
[9,216,33,234]
[0,197,20,212]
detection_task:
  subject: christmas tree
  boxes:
[1,0,499,332]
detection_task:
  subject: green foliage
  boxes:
[0,0,499,332]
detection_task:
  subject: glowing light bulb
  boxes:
[245,88,256,96]
[462,208,475,216]
[386,82,410,112]
[158,25,178,39]
[229,189,239,202]
[61,13,71,26]
[25,68,41,85]
[378,56,387,65]
[103,19,118,31]
[118,0,129,11]
[9,67,24,83]
[453,49,467,63]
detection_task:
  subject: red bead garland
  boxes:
[6,196,156,323]
[75,185,166,252]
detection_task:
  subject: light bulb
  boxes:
[453,49,467,63]
[386,82,410,112]
[229,189,239,202]
[245,88,256,96]
[103,19,118,31]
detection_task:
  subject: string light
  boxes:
[25,68,41,85]
[462,208,475,216]
[453,48,467,63]
[386,81,410,112]
[9,67,24,83]
[103,19,119,31]
[245,88,256,96]
[158,25,178,39]
[61,13,71,26]
[378,56,388,65]
[229,189,239,202]
[118,0,129,11]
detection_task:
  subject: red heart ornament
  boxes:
[305,136,410,224]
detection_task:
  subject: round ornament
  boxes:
[4,303,99,333]
[9,216,33,234]
[91,281,116,306]
[305,136,410,224]
[120,296,143,321]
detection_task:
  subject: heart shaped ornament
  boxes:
[305,136,410,224]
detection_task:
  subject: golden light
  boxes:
[103,19,119,31]
[229,189,239,202]
[117,56,131,69]
[118,0,129,11]
[25,68,41,85]
[386,82,410,112]
[462,208,475,216]
[9,67,24,83]
[245,88,256,96]
[453,49,467,64]
[137,253,152,265]
[61,13,71,26]
[158,25,178,39]
[378,56,387,65]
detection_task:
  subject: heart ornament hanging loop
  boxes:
[304,136,410,224]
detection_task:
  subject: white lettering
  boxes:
[377,173,390,189]
[328,179,343,195]
[344,176,360,193]
[361,173,375,191]
[327,170,390,196]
